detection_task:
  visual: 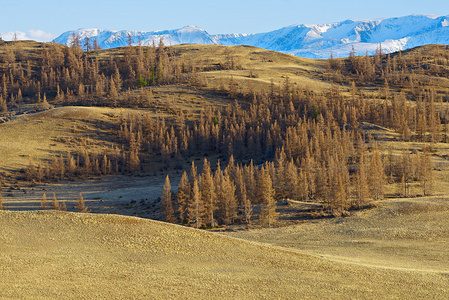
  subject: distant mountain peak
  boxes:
[55,14,449,58]
[412,13,442,19]
[179,25,205,31]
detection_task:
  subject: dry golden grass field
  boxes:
[0,210,448,299]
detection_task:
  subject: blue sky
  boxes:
[2,0,449,41]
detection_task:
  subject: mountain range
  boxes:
[54,14,449,59]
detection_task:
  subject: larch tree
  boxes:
[235,166,252,224]
[51,193,60,210]
[188,178,204,229]
[284,159,299,200]
[83,151,91,174]
[258,166,278,227]
[355,151,370,207]
[161,175,175,223]
[67,153,76,175]
[189,161,197,192]
[109,77,118,100]
[274,148,288,200]
[101,153,108,175]
[0,95,8,115]
[419,145,433,196]
[239,175,252,224]
[399,174,407,198]
[0,191,4,210]
[200,158,216,226]
[213,163,224,223]
[244,160,257,204]
[369,143,385,200]
[93,38,101,50]
[221,169,237,225]
[75,193,88,213]
[334,174,347,213]
[228,75,238,99]
[60,201,67,211]
[176,171,190,222]
[398,150,414,197]
[298,168,309,201]
[83,36,91,52]
[40,193,48,210]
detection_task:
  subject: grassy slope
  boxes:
[0,106,119,172]
[92,43,333,92]
[0,210,448,299]
[227,196,449,273]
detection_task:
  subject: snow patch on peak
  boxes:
[306,24,333,34]
[442,19,449,27]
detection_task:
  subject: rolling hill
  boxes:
[0,210,448,298]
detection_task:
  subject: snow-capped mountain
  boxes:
[55,14,449,58]
[55,25,216,49]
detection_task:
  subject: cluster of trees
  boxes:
[160,141,433,227]
[0,37,218,115]
[327,45,449,86]
[119,84,424,165]
[0,190,88,212]
[327,45,449,141]
[385,145,433,197]
[160,157,277,228]
[39,192,88,212]
[39,192,67,211]
[24,146,135,182]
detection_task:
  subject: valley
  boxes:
[1,39,449,298]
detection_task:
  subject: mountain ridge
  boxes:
[54,14,449,58]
